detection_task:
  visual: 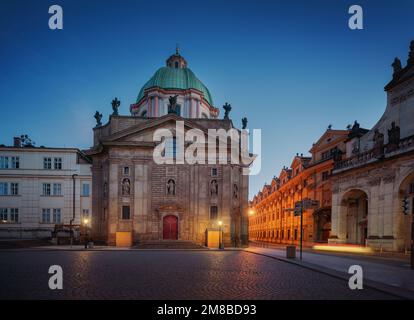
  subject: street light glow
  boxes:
[218,220,223,226]
[83,218,89,225]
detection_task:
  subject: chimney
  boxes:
[13,137,21,147]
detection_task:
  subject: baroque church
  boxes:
[86,50,251,247]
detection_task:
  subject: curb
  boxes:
[244,249,414,300]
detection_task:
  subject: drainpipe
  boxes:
[70,174,78,246]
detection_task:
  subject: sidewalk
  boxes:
[245,243,414,299]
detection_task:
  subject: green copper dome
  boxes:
[136,67,214,105]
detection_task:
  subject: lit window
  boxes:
[122,206,130,220]
[42,209,51,223]
[54,158,62,170]
[43,158,52,169]
[0,208,8,221]
[82,183,90,197]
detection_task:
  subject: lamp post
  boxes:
[83,217,89,249]
[70,174,78,247]
[218,220,224,250]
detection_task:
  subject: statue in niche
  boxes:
[223,103,231,120]
[233,184,238,199]
[373,129,384,157]
[241,117,248,129]
[392,58,402,77]
[167,179,176,195]
[94,111,103,127]
[111,97,121,115]
[387,121,400,152]
[168,95,179,114]
[210,180,218,196]
[122,178,131,196]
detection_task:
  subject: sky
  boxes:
[0,0,413,198]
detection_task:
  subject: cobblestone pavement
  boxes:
[0,250,397,299]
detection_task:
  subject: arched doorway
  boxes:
[314,208,331,242]
[341,189,369,245]
[163,215,178,240]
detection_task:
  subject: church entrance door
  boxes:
[163,215,178,240]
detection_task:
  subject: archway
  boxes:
[341,189,369,245]
[163,215,178,240]
[398,170,414,251]
[313,208,331,243]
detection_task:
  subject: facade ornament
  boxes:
[167,179,176,195]
[168,95,179,114]
[94,111,103,127]
[223,103,232,120]
[111,97,121,115]
[210,180,218,196]
[387,121,400,152]
[233,184,239,199]
[241,117,248,129]
[408,40,414,66]
[122,178,131,195]
[392,57,402,78]
[372,129,384,157]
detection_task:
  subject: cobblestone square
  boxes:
[0,250,397,299]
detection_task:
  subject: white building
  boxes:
[0,138,92,239]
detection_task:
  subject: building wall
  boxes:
[0,148,92,239]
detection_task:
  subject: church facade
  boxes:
[86,50,250,247]
[329,41,414,252]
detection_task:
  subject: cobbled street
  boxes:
[0,250,397,299]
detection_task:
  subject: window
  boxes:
[54,158,62,170]
[294,229,298,240]
[287,229,291,240]
[0,182,8,195]
[211,168,218,177]
[0,208,7,221]
[409,183,414,194]
[123,167,130,175]
[53,209,61,223]
[83,209,89,217]
[42,209,51,223]
[42,183,51,196]
[122,206,130,220]
[11,157,19,169]
[82,183,90,197]
[10,208,18,223]
[43,158,52,169]
[210,206,218,220]
[11,183,18,196]
[53,183,62,196]
[174,61,179,68]
[322,171,329,181]
[165,137,177,158]
[0,156,9,169]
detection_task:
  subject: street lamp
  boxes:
[218,220,224,250]
[248,209,255,216]
[83,217,89,249]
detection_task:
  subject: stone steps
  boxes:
[134,240,206,250]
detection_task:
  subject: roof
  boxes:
[136,67,214,106]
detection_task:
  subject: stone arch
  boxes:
[339,188,369,245]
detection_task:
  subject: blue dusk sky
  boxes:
[0,0,413,198]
